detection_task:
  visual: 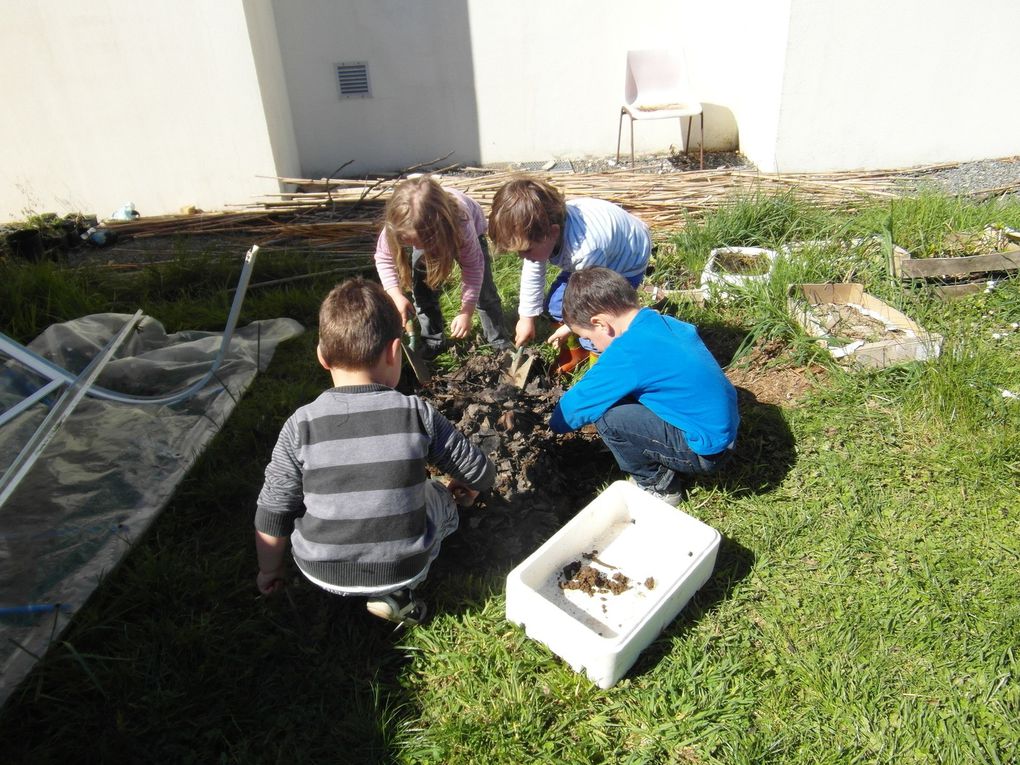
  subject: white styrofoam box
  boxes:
[505,480,721,689]
[700,246,779,293]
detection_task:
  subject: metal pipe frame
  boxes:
[0,310,144,508]
[0,245,259,429]
[0,244,261,508]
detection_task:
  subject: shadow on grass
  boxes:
[0,339,420,765]
[718,389,797,496]
[0,540,420,765]
[692,319,798,497]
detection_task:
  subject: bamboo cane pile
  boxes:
[247,166,913,229]
[100,162,975,248]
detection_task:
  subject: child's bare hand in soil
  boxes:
[450,310,474,339]
[447,479,479,507]
[546,324,571,348]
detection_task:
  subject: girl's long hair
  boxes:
[382,176,465,291]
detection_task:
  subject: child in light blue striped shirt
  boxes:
[488,176,651,373]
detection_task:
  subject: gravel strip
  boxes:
[498,151,1020,199]
[901,157,1020,198]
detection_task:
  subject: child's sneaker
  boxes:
[627,475,683,507]
[366,589,428,626]
[646,487,683,507]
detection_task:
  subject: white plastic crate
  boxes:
[505,480,721,689]
[700,246,778,293]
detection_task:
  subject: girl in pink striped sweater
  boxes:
[374,176,511,357]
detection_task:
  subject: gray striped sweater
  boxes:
[255,384,495,588]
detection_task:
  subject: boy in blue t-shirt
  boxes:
[549,268,738,505]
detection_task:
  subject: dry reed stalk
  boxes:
[98,162,972,247]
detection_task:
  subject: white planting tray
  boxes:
[700,246,779,294]
[505,480,720,688]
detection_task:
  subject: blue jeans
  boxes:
[595,401,732,492]
[411,237,510,350]
[545,270,645,351]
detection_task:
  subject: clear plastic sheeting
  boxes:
[0,312,303,707]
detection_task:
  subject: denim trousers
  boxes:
[411,237,510,349]
[595,400,730,492]
[545,270,645,351]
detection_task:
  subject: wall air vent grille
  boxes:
[336,62,370,99]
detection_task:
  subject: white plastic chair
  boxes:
[616,49,704,169]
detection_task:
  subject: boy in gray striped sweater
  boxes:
[254,277,495,625]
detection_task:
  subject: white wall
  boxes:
[465,0,736,164]
[674,0,791,171]
[5,0,1018,220]
[272,0,735,175]
[271,0,483,178]
[772,0,1020,172]
[243,0,302,186]
[0,0,297,221]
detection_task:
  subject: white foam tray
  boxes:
[700,246,779,293]
[505,480,720,688]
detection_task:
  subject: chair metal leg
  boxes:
[616,109,624,164]
[630,115,635,166]
[680,114,706,170]
[699,112,705,170]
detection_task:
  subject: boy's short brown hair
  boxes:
[562,267,639,329]
[318,277,402,369]
[487,176,567,253]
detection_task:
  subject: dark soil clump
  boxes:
[419,346,613,573]
[559,562,631,596]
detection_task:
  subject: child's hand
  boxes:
[450,311,473,339]
[447,478,479,507]
[256,567,285,596]
[515,316,536,347]
[386,288,414,323]
[546,324,572,348]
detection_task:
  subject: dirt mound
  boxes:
[419,348,612,571]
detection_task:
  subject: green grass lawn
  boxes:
[0,193,1017,764]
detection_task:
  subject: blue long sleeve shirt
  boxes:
[549,308,739,455]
